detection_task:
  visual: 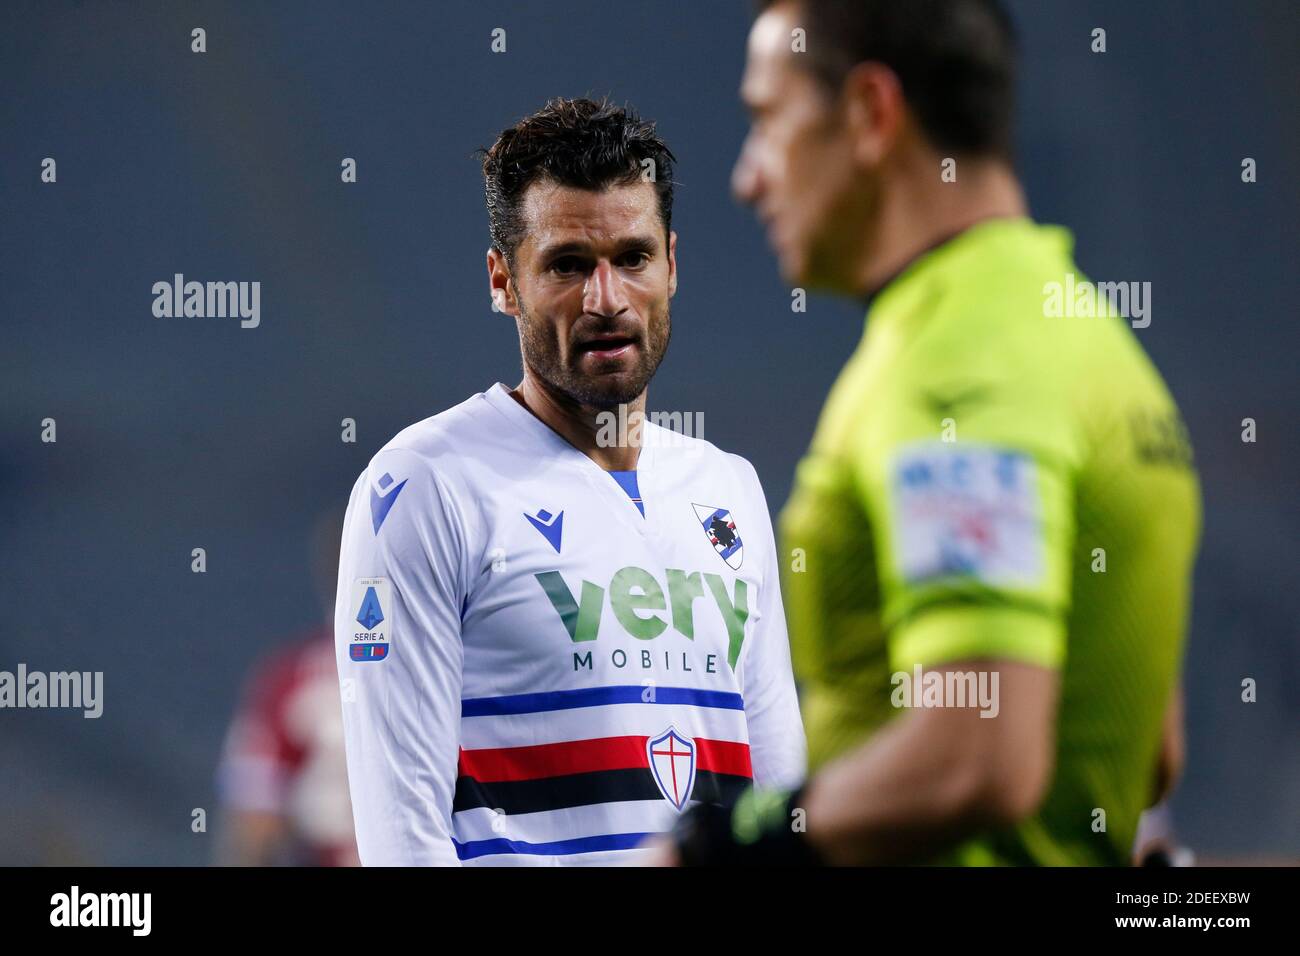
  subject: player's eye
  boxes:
[550,256,583,276]
[619,251,650,269]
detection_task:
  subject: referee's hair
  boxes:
[759,0,1018,159]
[480,97,677,264]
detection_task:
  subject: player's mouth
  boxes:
[575,334,639,363]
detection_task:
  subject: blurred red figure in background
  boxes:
[215,510,358,866]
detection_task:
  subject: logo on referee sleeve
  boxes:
[350,577,392,661]
[890,443,1044,586]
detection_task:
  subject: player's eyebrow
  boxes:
[538,234,659,262]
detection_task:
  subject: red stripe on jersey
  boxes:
[458,735,752,782]
[692,737,753,778]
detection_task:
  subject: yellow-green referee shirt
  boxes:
[780,217,1201,865]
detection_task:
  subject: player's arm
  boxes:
[735,458,807,790]
[801,657,1057,864]
[335,449,468,866]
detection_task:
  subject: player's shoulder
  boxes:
[359,389,498,485]
[346,389,504,539]
[378,390,495,460]
[644,421,765,497]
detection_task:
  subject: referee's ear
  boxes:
[486,246,521,317]
[843,61,906,168]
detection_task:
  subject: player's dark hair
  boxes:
[480,97,677,262]
[759,0,1018,158]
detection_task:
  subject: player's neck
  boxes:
[857,157,1027,297]
[510,376,644,472]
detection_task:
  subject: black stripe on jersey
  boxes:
[452,769,750,816]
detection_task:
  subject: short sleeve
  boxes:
[856,370,1080,674]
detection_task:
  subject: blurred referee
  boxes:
[659,0,1201,865]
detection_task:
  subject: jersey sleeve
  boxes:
[859,359,1082,674]
[335,448,469,866]
[733,456,807,790]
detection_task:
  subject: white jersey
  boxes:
[335,382,805,866]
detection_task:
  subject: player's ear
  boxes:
[486,247,521,317]
[666,231,678,298]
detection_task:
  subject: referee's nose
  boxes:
[582,259,631,321]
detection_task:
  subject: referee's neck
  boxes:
[857,159,1027,302]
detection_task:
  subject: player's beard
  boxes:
[516,297,672,411]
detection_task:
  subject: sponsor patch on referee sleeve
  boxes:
[890,443,1044,586]
[349,577,392,661]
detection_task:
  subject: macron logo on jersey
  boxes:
[370,472,408,534]
[524,508,564,553]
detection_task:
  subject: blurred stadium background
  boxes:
[1,0,1296,864]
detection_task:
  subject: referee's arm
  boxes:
[800,659,1058,865]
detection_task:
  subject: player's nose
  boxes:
[583,259,630,318]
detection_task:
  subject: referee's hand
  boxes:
[641,834,681,867]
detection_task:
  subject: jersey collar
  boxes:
[481,381,657,475]
[862,215,1044,316]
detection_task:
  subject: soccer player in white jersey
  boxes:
[335,97,805,866]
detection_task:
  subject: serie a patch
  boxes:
[350,576,392,661]
[889,442,1044,587]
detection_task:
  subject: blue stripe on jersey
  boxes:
[461,684,745,717]
[454,831,654,860]
[607,469,645,516]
